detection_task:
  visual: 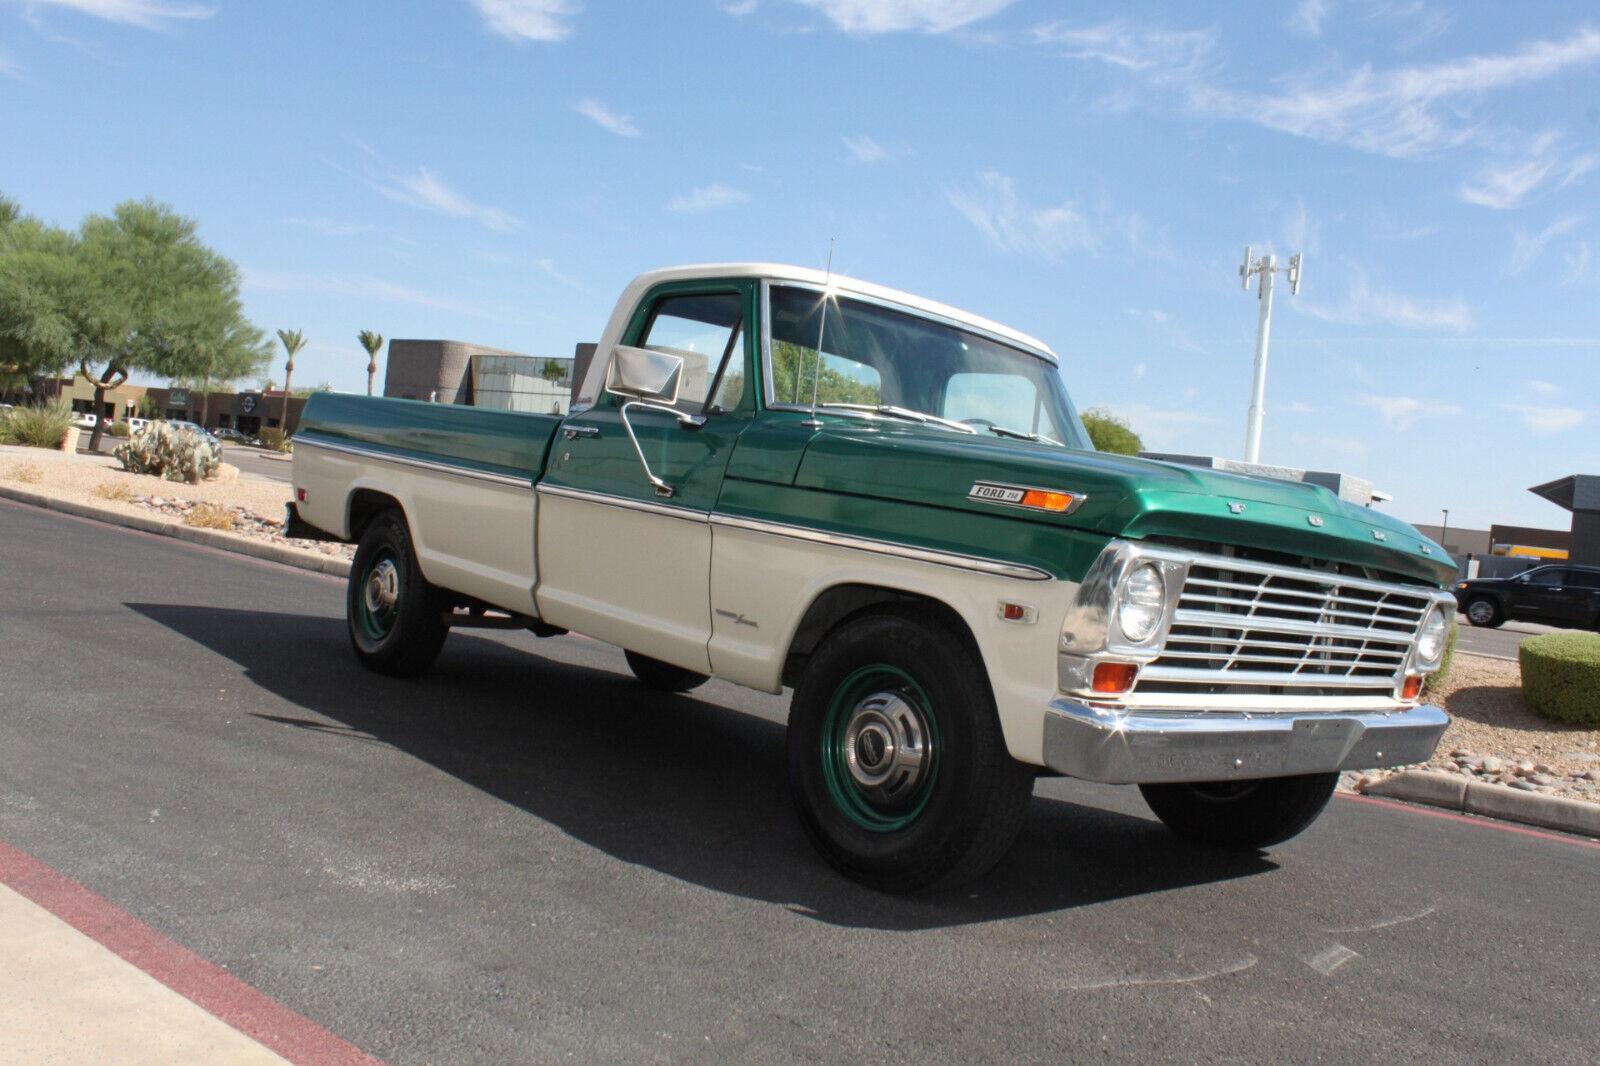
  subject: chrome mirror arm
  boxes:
[617,400,706,498]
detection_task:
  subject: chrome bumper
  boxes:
[1042,700,1449,785]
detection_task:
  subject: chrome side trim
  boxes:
[711,513,1052,582]
[294,433,535,490]
[536,482,710,523]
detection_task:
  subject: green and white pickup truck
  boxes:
[290,263,1457,892]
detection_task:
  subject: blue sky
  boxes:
[3,1,1597,534]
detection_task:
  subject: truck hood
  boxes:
[792,421,1454,586]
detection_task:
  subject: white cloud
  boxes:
[467,0,580,43]
[667,183,749,213]
[843,135,900,163]
[946,171,1098,259]
[1302,271,1473,332]
[283,217,378,238]
[1528,380,1560,394]
[1283,197,1321,256]
[1460,136,1598,210]
[1566,241,1593,283]
[1507,214,1585,274]
[796,0,1017,34]
[573,98,640,138]
[1111,402,1218,449]
[1032,21,1217,78]
[242,270,496,318]
[4,0,214,28]
[1501,404,1586,435]
[722,0,758,14]
[373,167,521,232]
[1287,0,1329,37]
[1357,395,1462,431]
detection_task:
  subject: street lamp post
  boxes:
[1439,509,1449,550]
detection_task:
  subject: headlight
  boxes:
[1117,563,1166,643]
[1416,606,1449,666]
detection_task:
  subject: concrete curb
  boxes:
[1362,771,1600,838]
[0,484,351,580]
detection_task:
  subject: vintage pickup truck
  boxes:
[290,263,1457,892]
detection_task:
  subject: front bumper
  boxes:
[1042,700,1449,785]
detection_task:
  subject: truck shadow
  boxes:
[128,603,1275,930]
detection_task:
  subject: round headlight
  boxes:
[1417,606,1449,665]
[1117,563,1166,643]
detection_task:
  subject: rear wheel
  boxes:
[1464,596,1503,628]
[786,611,1034,893]
[1139,773,1339,850]
[623,650,708,693]
[347,509,448,676]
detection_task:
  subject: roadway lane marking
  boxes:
[0,838,387,1066]
[1337,792,1600,851]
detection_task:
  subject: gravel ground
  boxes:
[5,440,1595,807]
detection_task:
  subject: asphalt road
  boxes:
[3,497,1597,1064]
[1451,619,1563,660]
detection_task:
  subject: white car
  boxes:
[72,412,100,429]
[127,417,151,433]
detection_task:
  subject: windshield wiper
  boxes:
[986,424,1062,446]
[816,403,978,434]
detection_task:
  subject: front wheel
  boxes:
[786,611,1034,894]
[347,509,449,676]
[623,650,708,692]
[1463,596,1503,628]
[1138,772,1339,850]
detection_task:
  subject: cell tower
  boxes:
[1238,247,1303,464]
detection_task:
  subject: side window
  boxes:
[1526,568,1564,586]
[1571,570,1600,590]
[635,292,745,411]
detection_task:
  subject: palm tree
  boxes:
[358,330,384,396]
[276,328,305,430]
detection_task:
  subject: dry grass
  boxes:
[184,501,237,531]
[92,480,136,502]
[7,463,43,484]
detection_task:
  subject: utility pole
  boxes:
[1239,247,1303,464]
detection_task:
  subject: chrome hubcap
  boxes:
[364,558,399,615]
[1468,600,1493,623]
[842,692,928,804]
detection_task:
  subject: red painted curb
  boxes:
[0,838,386,1066]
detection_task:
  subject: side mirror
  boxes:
[606,345,682,404]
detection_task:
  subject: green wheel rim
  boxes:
[356,548,400,642]
[820,664,940,833]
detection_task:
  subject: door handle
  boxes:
[562,425,600,440]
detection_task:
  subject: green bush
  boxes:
[0,398,73,448]
[108,421,131,438]
[257,426,291,452]
[113,422,220,484]
[1422,621,1460,697]
[1519,631,1600,725]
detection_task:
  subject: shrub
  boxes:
[7,462,42,483]
[92,481,135,501]
[1422,622,1459,697]
[108,421,131,437]
[258,427,291,452]
[184,502,236,530]
[1519,632,1600,725]
[1,398,73,449]
[113,422,220,484]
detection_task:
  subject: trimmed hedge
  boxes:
[1519,631,1600,726]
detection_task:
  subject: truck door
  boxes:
[535,282,754,672]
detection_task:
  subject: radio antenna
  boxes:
[802,238,835,427]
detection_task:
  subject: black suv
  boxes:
[1452,564,1600,629]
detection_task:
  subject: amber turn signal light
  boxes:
[1401,675,1422,701]
[1091,661,1139,694]
[1021,489,1076,512]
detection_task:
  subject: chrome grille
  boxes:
[1136,559,1434,697]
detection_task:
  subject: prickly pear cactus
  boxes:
[114,422,220,484]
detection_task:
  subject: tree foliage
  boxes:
[1080,407,1144,455]
[358,330,383,396]
[276,328,306,426]
[1,195,268,446]
[769,340,881,407]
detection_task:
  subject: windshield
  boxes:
[764,284,1087,447]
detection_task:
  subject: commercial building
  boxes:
[382,339,581,414]
[51,378,308,435]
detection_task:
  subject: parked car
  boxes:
[1453,564,1600,629]
[71,412,100,429]
[127,417,151,433]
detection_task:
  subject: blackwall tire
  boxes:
[786,611,1035,894]
[623,650,709,693]
[1464,597,1503,628]
[347,510,449,677]
[1138,772,1339,850]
